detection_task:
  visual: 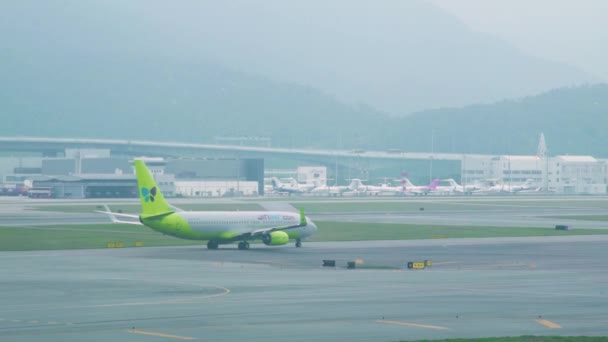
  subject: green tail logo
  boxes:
[134,160,173,216]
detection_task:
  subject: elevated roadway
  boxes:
[0,136,488,162]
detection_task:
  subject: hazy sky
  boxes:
[428,0,608,81]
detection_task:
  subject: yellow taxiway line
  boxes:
[376,320,449,330]
[128,329,195,340]
[535,319,562,329]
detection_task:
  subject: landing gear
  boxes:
[207,240,219,250]
[295,239,302,248]
[237,241,250,250]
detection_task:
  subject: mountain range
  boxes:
[0,1,605,156]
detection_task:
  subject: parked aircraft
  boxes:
[99,160,317,249]
[309,181,348,196]
[347,179,404,196]
[270,177,314,194]
[438,179,482,195]
[402,178,440,195]
[485,179,539,193]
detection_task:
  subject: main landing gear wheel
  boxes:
[295,239,302,248]
[207,240,219,250]
[238,241,250,250]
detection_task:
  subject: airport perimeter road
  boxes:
[315,208,608,229]
[1,237,608,341]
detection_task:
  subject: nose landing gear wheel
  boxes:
[238,241,250,250]
[207,240,219,250]
[295,239,302,248]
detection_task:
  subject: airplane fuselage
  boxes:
[141,210,317,241]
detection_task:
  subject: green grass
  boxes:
[411,337,608,342]
[30,203,263,214]
[308,221,608,242]
[541,215,608,222]
[2,221,607,251]
[0,224,200,251]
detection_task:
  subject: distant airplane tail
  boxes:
[428,179,441,190]
[347,178,363,190]
[270,177,281,189]
[445,178,459,187]
[134,160,173,217]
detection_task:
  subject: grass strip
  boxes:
[412,337,608,342]
[308,221,608,242]
[1,221,606,251]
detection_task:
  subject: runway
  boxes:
[315,208,608,229]
[2,197,608,229]
[1,237,608,341]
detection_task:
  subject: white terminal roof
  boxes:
[502,155,541,161]
[555,156,597,162]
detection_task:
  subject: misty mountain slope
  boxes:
[0,52,387,148]
[0,1,595,117]
[0,2,605,156]
[387,84,608,156]
[120,0,595,114]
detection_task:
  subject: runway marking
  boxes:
[535,319,562,329]
[89,280,231,308]
[444,286,608,298]
[431,261,460,265]
[28,320,39,324]
[128,329,195,340]
[3,225,155,235]
[376,320,449,330]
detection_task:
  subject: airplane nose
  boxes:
[306,217,318,233]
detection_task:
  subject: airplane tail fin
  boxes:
[347,179,363,190]
[271,177,281,189]
[134,160,173,217]
[446,178,458,187]
[299,208,307,226]
[428,179,441,189]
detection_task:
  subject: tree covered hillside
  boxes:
[0,53,386,149]
[389,84,608,157]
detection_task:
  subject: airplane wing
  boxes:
[95,205,143,225]
[170,204,184,212]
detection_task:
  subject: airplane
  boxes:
[99,160,318,250]
[309,182,347,196]
[346,178,404,196]
[502,179,540,193]
[485,179,539,193]
[270,177,314,195]
[436,179,482,195]
[402,178,440,196]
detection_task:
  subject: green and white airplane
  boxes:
[99,160,317,250]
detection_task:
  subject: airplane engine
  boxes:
[262,231,290,246]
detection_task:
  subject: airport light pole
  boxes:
[236,152,240,196]
[430,129,435,183]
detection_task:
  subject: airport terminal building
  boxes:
[462,155,607,194]
[0,150,265,198]
[1,141,607,196]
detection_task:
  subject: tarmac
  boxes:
[1,237,608,341]
[1,196,608,341]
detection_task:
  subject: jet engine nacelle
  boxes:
[262,231,289,246]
